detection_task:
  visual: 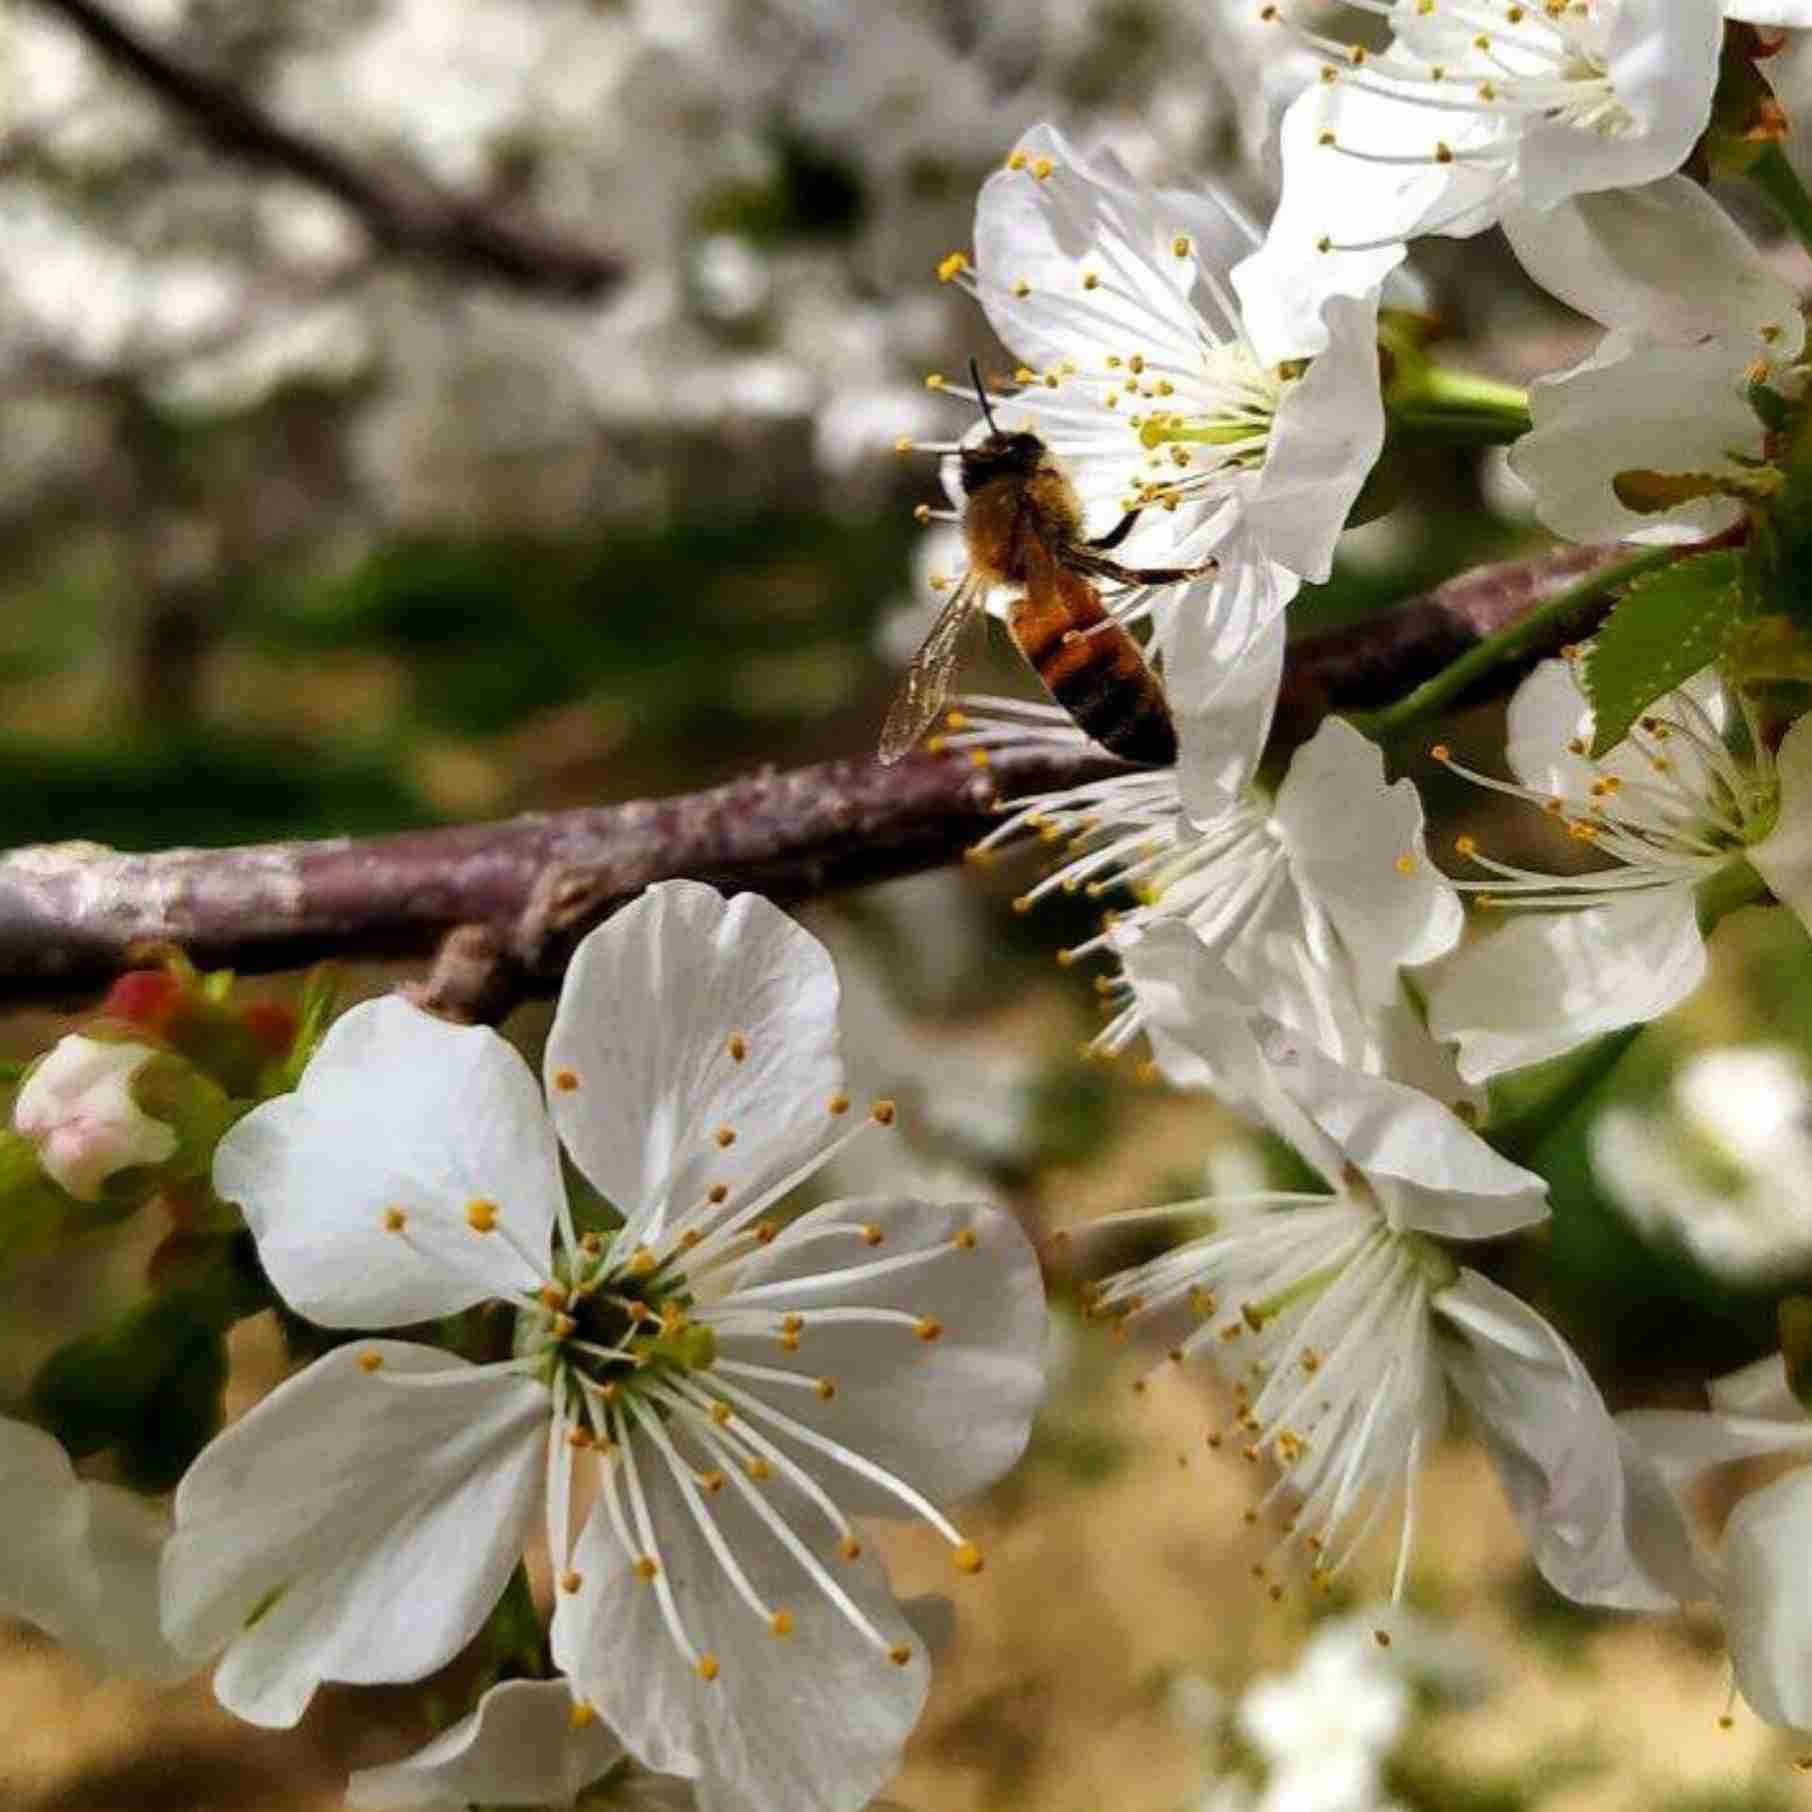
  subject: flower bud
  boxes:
[12,1036,179,1203]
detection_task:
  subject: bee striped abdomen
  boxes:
[1007,558,1176,767]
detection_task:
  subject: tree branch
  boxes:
[30,0,626,301]
[0,541,1641,1016]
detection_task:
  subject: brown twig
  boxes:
[0,542,1643,1018]
[30,0,625,301]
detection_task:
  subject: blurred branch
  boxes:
[0,542,1643,1018]
[29,0,626,301]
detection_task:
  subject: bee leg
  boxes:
[1086,510,1142,552]
[1065,550,1220,586]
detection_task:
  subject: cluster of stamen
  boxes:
[366,1048,999,1690]
[1431,674,1778,913]
[914,144,1287,574]
[1075,1188,1456,1602]
[1258,1,1633,253]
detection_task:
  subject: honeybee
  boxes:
[880,368,1215,768]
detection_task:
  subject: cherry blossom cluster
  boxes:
[13,7,1812,1810]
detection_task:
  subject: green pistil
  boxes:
[1139,415,1268,451]
[1242,1259,1346,1331]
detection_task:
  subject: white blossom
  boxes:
[13,1033,178,1202]
[953,608,1461,1100]
[1621,1352,1812,1732]
[1590,1045,1812,1280]
[1078,925,1667,1612]
[1427,659,1798,1082]
[1233,1,1734,361]
[930,121,1383,656]
[175,882,1045,1812]
[1502,178,1805,545]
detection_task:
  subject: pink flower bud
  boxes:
[12,1036,179,1203]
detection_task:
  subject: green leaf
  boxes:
[1582,551,1748,758]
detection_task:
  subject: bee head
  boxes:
[959,430,1049,495]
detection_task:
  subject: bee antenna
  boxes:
[969,357,1001,435]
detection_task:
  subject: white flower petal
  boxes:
[73,1483,193,1682]
[1509,334,1761,545]
[1723,1466,1812,1731]
[1710,1352,1804,1423]
[13,1035,177,1202]
[1513,0,1722,209]
[0,1417,95,1637]
[545,883,845,1248]
[1168,591,1285,812]
[1246,293,1385,586]
[1503,178,1805,351]
[554,1451,924,1812]
[346,1679,631,1809]
[1727,0,1812,21]
[1426,892,1707,1083]
[163,1342,546,1728]
[1751,716,1812,938]
[1267,1039,1549,1239]
[1272,718,1462,1001]
[715,1196,1045,1511]
[1436,1271,1683,1609]
[215,998,562,1326]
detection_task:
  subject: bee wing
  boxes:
[878,572,988,765]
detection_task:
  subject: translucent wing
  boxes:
[878,571,988,765]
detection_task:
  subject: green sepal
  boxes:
[1580,549,1749,757]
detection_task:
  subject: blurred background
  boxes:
[5,1,1812,1807]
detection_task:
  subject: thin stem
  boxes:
[1387,367,1532,447]
[1343,545,1681,742]
[1751,144,1812,264]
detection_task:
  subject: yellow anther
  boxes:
[829,1092,851,1116]
[698,1469,725,1495]
[358,1350,384,1374]
[926,372,946,391]
[567,1425,595,1449]
[540,1284,568,1311]
[1395,853,1416,876]
[382,1205,407,1233]
[1454,835,1477,858]
[560,1570,583,1594]
[716,1125,737,1148]
[711,1402,733,1426]
[552,1314,577,1340]
[580,1230,603,1254]
[969,748,991,768]
[1171,234,1191,257]
[815,1377,837,1402]
[747,1456,773,1480]
[1374,1629,1392,1648]
[465,1198,499,1233]
[895,436,915,455]
[1006,149,1027,170]
[696,1653,720,1683]
[1082,271,1100,290]
[840,1535,864,1561]
[782,1313,806,1337]
[1031,155,1054,180]
[728,1033,748,1063]
[870,1098,897,1126]
[953,1541,985,1575]
[915,1316,944,1342]
[1318,129,1335,147]
[570,1699,597,1729]
[707,1183,729,1205]
[861,1223,884,1247]
[628,1245,659,1277]
[754,1221,778,1245]
[634,1556,660,1582]
[936,253,969,286]
[1430,743,1451,763]
[771,1610,795,1637]
[952,1227,979,1251]
[553,1068,579,1092]
[913,503,932,524]
[889,1643,913,1666]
